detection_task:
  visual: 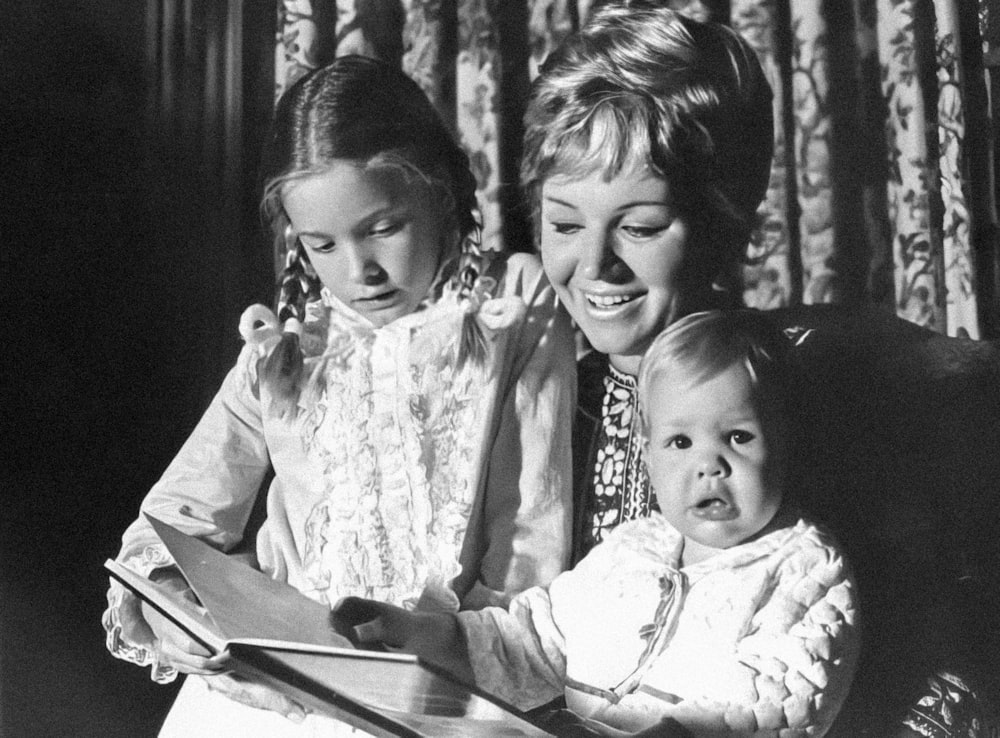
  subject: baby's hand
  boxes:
[331,597,473,683]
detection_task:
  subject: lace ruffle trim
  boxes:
[102,543,179,684]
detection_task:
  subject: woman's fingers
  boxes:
[331,596,395,648]
[351,616,386,644]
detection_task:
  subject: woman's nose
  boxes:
[579,231,631,282]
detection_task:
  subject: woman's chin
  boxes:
[581,328,650,366]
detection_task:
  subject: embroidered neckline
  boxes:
[580,366,658,554]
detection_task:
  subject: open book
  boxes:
[105,515,552,737]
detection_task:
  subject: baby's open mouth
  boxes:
[692,498,738,521]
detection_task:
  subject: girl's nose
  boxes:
[345,246,386,285]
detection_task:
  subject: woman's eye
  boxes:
[621,224,667,239]
[729,430,755,445]
[550,222,582,235]
[665,435,692,449]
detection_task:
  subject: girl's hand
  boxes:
[140,567,229,675]
[204,672,308,723]
[332,596,474,683]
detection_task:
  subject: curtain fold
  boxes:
[273,0,999,338]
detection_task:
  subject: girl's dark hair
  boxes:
[521,1,773,288]
[258,55,482,414]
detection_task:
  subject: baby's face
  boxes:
[643,364,785,565]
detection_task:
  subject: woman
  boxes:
[519,1,773,562]
[521,3,997,735]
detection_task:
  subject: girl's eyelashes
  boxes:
[369,220,403,237]
[299,236,335,254]
[294,219,404,254]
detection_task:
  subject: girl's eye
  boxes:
[550,222,582,235]
[369,221,403,238]
[665,435,692,450]
[729,430,755,445]
[301,237,335,254]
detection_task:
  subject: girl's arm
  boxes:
[465,253,578,607]
[103,341,272,681]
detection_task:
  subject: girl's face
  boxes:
[642,365,785,566]
[282,161,450,327]
[539,168,699,374]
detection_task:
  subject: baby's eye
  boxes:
[665,435,692,449]
[550,222,582,235]
[729,430,755,445]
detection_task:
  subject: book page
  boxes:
[147,514,351,650]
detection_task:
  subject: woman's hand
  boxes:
[204,672,308,723]
[139,567,229,676]
[332,596,475,684]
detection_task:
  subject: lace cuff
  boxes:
[102,544,179,684]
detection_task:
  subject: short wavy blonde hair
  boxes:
[522,2,773,281]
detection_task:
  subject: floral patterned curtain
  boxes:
[274,0,999,339]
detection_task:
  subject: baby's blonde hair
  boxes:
[636,310,794,441]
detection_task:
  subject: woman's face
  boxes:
[282,161,449,327]
[539,168,699,374]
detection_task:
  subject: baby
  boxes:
[340,310,859,737]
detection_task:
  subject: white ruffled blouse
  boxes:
[103,252,577,684]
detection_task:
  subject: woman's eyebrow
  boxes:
[544,195,671,211]
[542,195,579,209]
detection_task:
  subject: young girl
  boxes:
[102,54,576,736]
[341,310,860,737]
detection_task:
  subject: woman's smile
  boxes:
[539,168,691,373]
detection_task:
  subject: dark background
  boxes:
[2,2,273,735]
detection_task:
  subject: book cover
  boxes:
[105,514,552,737]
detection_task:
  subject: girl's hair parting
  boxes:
[522,1,773,283]
[257,55,483,414]
[636,310,795,438]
